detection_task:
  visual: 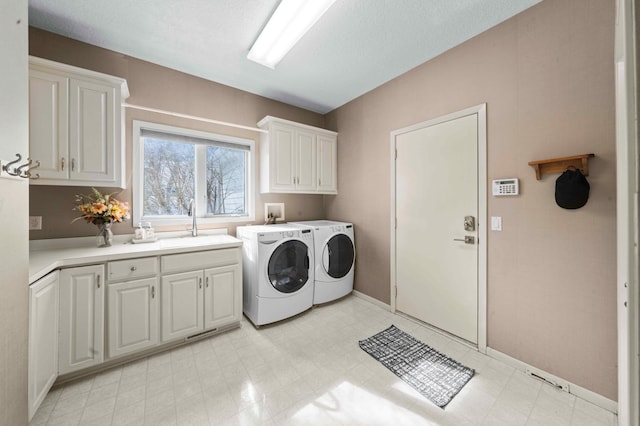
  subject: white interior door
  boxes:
[395,112,480,344]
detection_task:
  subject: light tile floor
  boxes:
[31,295,618,426]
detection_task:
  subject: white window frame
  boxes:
[132,120,255,227]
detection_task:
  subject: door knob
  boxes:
[453,236,475,244]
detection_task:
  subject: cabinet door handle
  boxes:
[61,157,65,171]
[151,286,155,299]
[97,274,101,288]
[71,158,75,171]
[206,277,209,288]
[199,277,202,289]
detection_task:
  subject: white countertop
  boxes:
[29,230,242,284]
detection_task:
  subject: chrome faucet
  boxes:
[187,198,198,237]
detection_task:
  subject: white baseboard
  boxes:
[352,290,391,311]
[486,347,618,414]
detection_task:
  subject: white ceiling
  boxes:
[28,0,541,114]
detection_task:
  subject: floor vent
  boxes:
[525,367,570,392]
[185,328,219,342]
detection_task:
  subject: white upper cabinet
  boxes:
[258,116,337,194]
[28,56,129,188]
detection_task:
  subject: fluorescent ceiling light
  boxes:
[248,0,337,69]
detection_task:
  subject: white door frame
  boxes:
[390,104,487,353]
[615,0,639,424]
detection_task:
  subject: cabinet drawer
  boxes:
[161,248,240,274]
[108,257,158,282]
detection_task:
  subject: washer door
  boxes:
[268,240,310,293]
[322,234,355,279]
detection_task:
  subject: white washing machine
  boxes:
[289,220,355,304]
[236,224,314,326]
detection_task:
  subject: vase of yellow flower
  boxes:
[73,188,130,247]
[96,221,113,247]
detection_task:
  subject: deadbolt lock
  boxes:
[464,215,476,231]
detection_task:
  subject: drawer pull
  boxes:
[130,266,137,271]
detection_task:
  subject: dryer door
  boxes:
[268,240,310,293]
[322,234,355,279]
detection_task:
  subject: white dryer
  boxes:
[290,220,355,304]
[236,224,314,326]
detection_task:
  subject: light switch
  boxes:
[491,216,502,231]
[29,216,42,230]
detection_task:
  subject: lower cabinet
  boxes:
[204,264,242,330]
[161,264,241,342]
[161,271,204,342]
[58,265,104,374]
[161,248,242,343]
[28,271,59,421]
[107,277,159,358]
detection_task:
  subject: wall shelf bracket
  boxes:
[528,153,595,180]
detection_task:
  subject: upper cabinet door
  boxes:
[69,79,116,183]
[317,134,337,193]
[295,129,317,192]
[271,123,296,191]
[29,70,69,180]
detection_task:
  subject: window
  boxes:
[133,121,255,226]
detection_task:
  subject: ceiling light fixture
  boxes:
[247,0,337,69]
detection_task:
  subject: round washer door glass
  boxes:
[323,234,355,279]
[268,240,310,293]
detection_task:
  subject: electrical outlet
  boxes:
[29,216,42,230]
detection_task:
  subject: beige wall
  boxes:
[325,0,617,400]
[28,28,327,239]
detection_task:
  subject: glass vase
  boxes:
[96,222,113,247]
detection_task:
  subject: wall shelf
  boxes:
[528,153,595,180]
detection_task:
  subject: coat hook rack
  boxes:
[1,153,41,180]
[528,153,595,180]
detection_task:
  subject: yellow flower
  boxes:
[72,188,130,225]
[91,203,107,214]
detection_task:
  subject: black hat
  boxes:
[555,167,590,209]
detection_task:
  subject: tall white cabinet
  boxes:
[258,116,337,194]
[28,56,129,188]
